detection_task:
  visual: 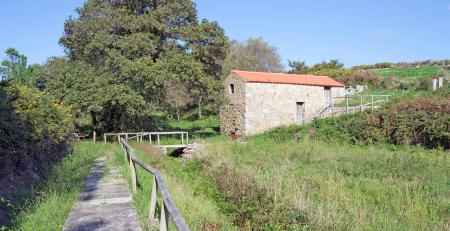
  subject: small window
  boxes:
[230,84,235,93]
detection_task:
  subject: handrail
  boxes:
[301,94,391,123]
[104,131,189,145]
[333,94,391,98]
[119,137,190,231]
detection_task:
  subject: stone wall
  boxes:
[244,83,344,135]
[219,74,247,137]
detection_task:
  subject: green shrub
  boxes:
[7,84,74,147]
[256,87,450,149]
[0,84,74,227]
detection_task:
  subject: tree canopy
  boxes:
[0,48,38,87]
[223,37,284,74]
[49,0,229,134]
[288,59,352,79]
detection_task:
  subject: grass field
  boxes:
[335,87,429,107]
[123,135,449,230]
[9,142,104,231]
[205,137,449,230]
[168,115,220,138]
[368,66,441,80]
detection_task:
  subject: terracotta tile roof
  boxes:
[232,70,345,87]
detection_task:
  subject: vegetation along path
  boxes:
[62,155,141,231]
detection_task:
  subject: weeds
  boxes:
[10,142,104,231]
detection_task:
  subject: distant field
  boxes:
[368,66,441,80]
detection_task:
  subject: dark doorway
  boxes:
[296,102,305,125]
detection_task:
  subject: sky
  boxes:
[1,0,449,68]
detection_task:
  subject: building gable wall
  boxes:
[219,73,247,137]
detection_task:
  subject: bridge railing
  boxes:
[120,137,190,231]
[104,132,189,146]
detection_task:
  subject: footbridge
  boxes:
[104,131,189,153]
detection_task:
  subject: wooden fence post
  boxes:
[157,134,160,145]
[160,200,169,231]
[148,175,158,219]
[130,154,137,193]
[149,134,152,144]
[104,134,107,143]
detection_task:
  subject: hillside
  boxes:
[128,136,448,230]
[114,85,450,230]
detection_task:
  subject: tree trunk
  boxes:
[198,96,203,119]
[91,110,97,143]
[176,108,180,121]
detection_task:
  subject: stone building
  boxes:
[220,70,345,137]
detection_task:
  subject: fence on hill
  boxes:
[302,94,391,123]
[120,135,190,231]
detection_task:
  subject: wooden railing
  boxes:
[302,95,391,123]
[104,132,189,146]
[119,136,190,231]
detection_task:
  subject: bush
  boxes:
[337,72,381,87]
[256,87,450,149]
[0,84,74,226]
[7,85,74,148]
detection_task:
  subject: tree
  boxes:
[32,57,68,90]
[287,60,309,74]
[164,80,192,120]
[222,37,284,74]
[0,48,37,87]
[288,59,352,79]
[53,0,228,133]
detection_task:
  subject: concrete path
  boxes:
[63,157,142,231]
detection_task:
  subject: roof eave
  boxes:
[246,81,344,88]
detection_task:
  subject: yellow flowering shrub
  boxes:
[6,84,74,147]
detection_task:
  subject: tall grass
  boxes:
[120,136,449,230]
[10,142,104,231]
[114,133,449,230]
[112,142,235,231]
[197,137,449,230]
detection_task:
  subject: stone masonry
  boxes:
[63,157,141,231]
[219,74,247,137]
[220,71,345,137]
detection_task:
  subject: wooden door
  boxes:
[324,87,331,106]
[296,102,305,124]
